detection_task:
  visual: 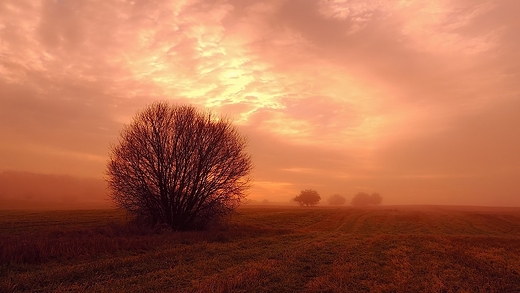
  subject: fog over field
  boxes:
[0,171,108,209]
[1,0,520,208]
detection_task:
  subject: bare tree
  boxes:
[328,194,346,206]
[106,102,252,230]
[294,189,321,206]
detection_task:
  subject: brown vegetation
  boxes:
[1,206,520,292]
[107,102,252,230]
[294,189,321,206]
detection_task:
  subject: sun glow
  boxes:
[1,0,519,207]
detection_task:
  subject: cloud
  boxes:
[0,0,519,206]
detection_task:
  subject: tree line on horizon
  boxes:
[293,189,382,207]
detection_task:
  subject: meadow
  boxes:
[1,206,520,292]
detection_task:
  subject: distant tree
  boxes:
[294,189,321,206]
[328,194,346,206]
[106,102,252,230]
[351,192,382,206]
[370,193,382,205]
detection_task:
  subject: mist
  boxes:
[0,171,110,210]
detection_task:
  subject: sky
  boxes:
[1,0,519,208]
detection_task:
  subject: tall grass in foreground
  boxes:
[0,210,289,265]
[1,207,520,292]
[1,223,164,264]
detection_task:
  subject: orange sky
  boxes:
[1,0,519,208]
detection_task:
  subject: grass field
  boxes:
[1,206,520,292]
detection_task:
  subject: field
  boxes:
[1,206,520,292]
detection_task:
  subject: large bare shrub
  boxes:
[106,102,252,230]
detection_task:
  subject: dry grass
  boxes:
[1,206,520,292]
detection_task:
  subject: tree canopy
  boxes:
[328,194,347,206]
[351,192,382,206]
[294,189,321,206]
[106,102,252,230]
